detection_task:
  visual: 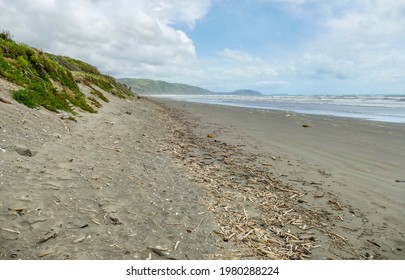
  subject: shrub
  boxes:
[0,30,12,41]
[12,89,38,108]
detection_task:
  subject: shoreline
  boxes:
[153,97,405,259]
[145,95,405,124]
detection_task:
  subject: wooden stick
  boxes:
[367,239,381,247]
[289,179,307,183]
[0,228,20,234]
[174,241,180,251]
[192,219,204,232]
[239,230,253,241]
[329,232,347,243]
[284,232,299,240]
[91,219,101,225]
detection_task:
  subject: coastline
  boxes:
[153,97,405,259]
[150,94,405,124]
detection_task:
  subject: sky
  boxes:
[0,0,404,95]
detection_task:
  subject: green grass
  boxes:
[90,88,109,103]
[88,96,102,108]
[0,33,132,113]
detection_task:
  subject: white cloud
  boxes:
[318,1,404,78]
[0,0,210,77]
[271,0,405,93]
[180,48,280,92]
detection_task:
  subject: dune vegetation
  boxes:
[0,31,132,114]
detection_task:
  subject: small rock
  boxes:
[207,133,215,138]
[109,213,121,225]
[15,147,35,157]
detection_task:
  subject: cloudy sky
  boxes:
[1,0,404,94]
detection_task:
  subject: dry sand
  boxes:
[1,77,404,259]
[0,80,220,260]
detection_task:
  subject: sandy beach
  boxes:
[154,98,405,260]
[1,78,404,259]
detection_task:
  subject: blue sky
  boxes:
[186,1,315,59]
[1,0,404,94]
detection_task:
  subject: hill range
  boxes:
[118,78,263,96]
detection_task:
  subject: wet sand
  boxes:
[155,98,405,259]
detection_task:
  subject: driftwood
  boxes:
[36,232,58,245]
[0,97,12,104]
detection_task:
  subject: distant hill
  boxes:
[118,78,263,96]
[222,89,264,96]
[118,78,212,95]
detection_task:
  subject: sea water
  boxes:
[155,95,405,124]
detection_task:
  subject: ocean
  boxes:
[154,94,405,124]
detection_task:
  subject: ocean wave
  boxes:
[156,94,405,123]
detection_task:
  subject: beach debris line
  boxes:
[156,103,377,260]
[158,106,315,259]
